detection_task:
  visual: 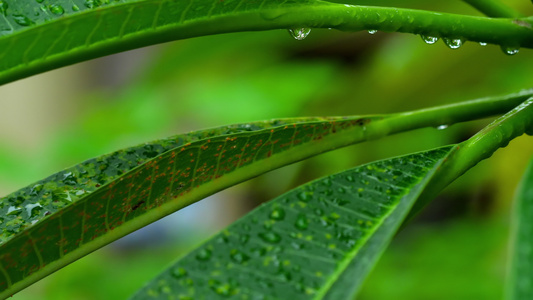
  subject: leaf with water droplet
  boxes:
[132,99,533,299]
[2,94,532,298]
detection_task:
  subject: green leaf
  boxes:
[129,146,455,299]
[131,97,533,300]
[1,0,532,85]
[0,92,531,298]
[506,155,533,300]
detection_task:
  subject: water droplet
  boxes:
[25,203,42,218]
[209,279,235,297]
[368,29,377,34]
[479,42,487,46]
[6,206,22,216]
[322,178,332,187]
[297,191,311,202]
[85,0,97,8]
[62,172,78,185]
[49,4,64,15]
[251,247,267,257]
[0,1,8,16]
[288,27,311,40]
[12,14,34,26]
[421,35,438,44]
[259,232,281,244]
[443,38,464,49]
[269,207,285,220]
[501,45,519,55]
[230,250,250,263]
[436,124,448,130]
[171,267,187,279]
[314,208,324,216]
[196,249,212,261]
[216,235,229,244]
[239,234,250,244]
[295,214,309,230]
[72,5,80,11]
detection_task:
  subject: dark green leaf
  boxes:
[131,146,454,299]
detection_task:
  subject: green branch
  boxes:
[463,0,523,18]
[1,1,532,85]
[409,95,533,218]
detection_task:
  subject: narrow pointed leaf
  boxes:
[506,156,533,300]
[131,146,454,299]
[1,0,532,84]
[132,97,533,299]
[0,93,531,298]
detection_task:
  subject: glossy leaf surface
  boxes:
[131,147,454,299]
[1,0,532,84]
[0,116,380,297]
[1,93,532,298]
[506,156,533,300]
[133,97,533,299]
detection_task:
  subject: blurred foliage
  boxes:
[0,0,532,298]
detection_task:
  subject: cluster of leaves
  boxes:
[0,0,532,299]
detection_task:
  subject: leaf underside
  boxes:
[131,146,453,300]
[0,116,379,297]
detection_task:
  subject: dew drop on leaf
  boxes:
[12,14,33,26]
[230,250,250,263]
[72,4,80,11]
[269,207,285,220]
[0,1,8,16]
[25,203,43,218]
[170,267,187,279]
[479,42,487,46]
[195,249,212,261]
[6,206,22,216]
[49,4,64,15]
[436,124,448,130]
[443,38,464,49]
[297,191,311,202]
[421,35,438,44]
[295,214,309,230]
[288,27,311,40]
[368,29,377,34]
[259,232,281,244]
[501,45,519,55]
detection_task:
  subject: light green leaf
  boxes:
[132,97,533,299]
[1,0,532,85]
[506,155,533,300]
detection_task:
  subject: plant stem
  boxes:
[384,89,533,135]
[463,0,523,18]
[409,95,533,218]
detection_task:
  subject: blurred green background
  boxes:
[1,1,533,299]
